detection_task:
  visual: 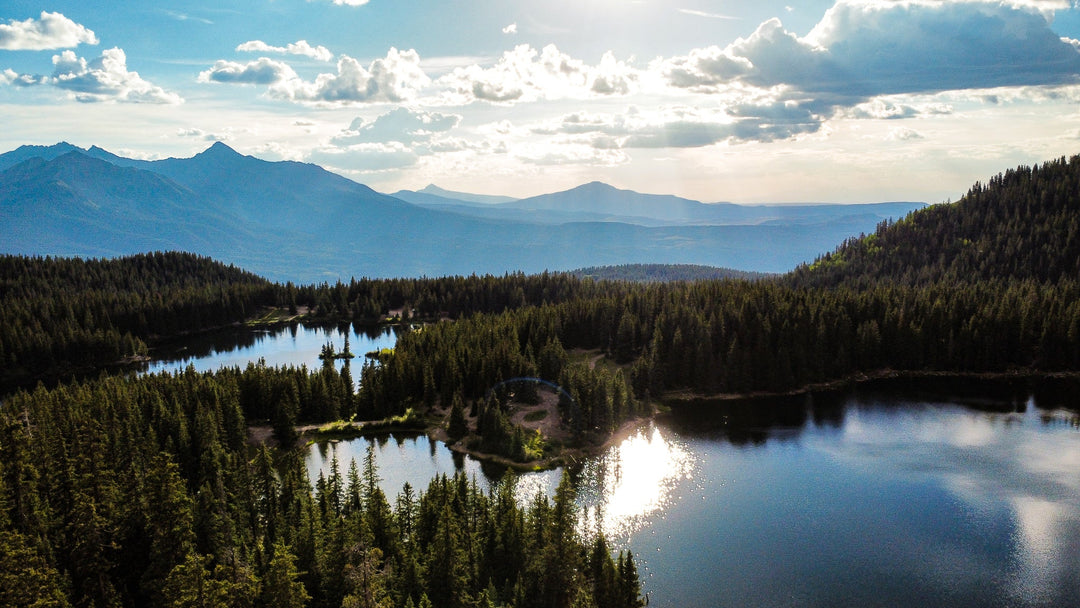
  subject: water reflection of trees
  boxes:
[146,321,398,368]
[665,392,845,446]
[665,376,1080,446]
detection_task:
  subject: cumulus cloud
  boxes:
[177,127,232,141]
[1,70,45,87]
[439,44,638,104]
[516,142,630,167]
[237,39,334,62]
[331,0,370,5]
[503,23,518,34]
[663,1,1080,100]
[199,57,297,85]
[12,48,182,103]
[886,127,924,141]
[203,48,429,104]
[645,0,1080,144]
[0,11,97,50]
[308,142,419,173]
[333,107,461,145]
[276,48,430,103]
[845,99,954,120]
[535,104,821,149]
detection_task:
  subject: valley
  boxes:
[3,152,1080,608]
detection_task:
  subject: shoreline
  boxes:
[251,367,1080,465]
[660,367,1080,403]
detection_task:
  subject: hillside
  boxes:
[569,263,768,282]
[0,251,276,389]
[790,155,1080,287]
[1,142,921,282]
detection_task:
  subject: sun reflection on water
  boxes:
[578,422,695,539]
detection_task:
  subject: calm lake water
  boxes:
[310,378,1080,608]
[141,322,400,380]
[147,326,1080,607]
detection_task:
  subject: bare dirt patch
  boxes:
[508,387,571,444]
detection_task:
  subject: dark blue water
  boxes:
[139,327,1080,606]
[310,379,1080,608]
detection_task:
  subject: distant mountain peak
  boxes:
[408,184,518,205]
[200,141,240,156]
[576,181,618,191]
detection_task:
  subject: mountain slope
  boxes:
[790,154,1080,287]
[0,152,260,261]
[392,184,518,206]
[503,181,726,223]
[500,181,924,226]
[0,142,85,172]
[0,143,923,282]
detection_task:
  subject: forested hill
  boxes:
[570,264,767,282]
[789,154,1080,287]
[0,252,278,389]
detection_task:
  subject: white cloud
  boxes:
[273,48,430,104]
[664,1,1080,100]
[163,10,213,25]
[645,0,1080,143]
[503,23,518,34]
[253,141,306,162]
[331,0,371,5]
[333,107,461,145]
[29,48,183,103]
[516,142,630,166]
[237,39,334,62]
[177,127,232,141]
[0,68,18,85]
[438,44,639,104]
[200,48,430,104]
[533,103,824,150]
[886,127,925,141]
[0,11,98,51]
[845,99,955,120]
[308,141,419,172]
[678,8,738,20]
[199,57,297,85]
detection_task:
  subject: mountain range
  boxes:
[0,142,925,283]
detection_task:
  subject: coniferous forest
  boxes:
[4,154,1080,606]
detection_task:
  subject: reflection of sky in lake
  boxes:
[829,401,1080,605]
[576,423,695,539]
[306,384,1080,608]
[143,324,398,384]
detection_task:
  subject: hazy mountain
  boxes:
[569,264,769,282]
[1,143,926,282]
[0,142,86,172]
[392,184,518,206]
[498,181,924,226]
[0,152,260,263]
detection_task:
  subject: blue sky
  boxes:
[2,1,1080,202]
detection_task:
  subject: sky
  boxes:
[2,0,1080,203]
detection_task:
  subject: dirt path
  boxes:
[508,388,571,444]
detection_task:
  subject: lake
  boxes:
[145,326,1080,606]
[310,378,1080,608]
[141,322,400,381]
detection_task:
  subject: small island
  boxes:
[318,334,355,361]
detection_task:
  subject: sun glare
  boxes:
[581,423,695,539]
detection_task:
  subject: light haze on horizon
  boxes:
[2,0,1080,203]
